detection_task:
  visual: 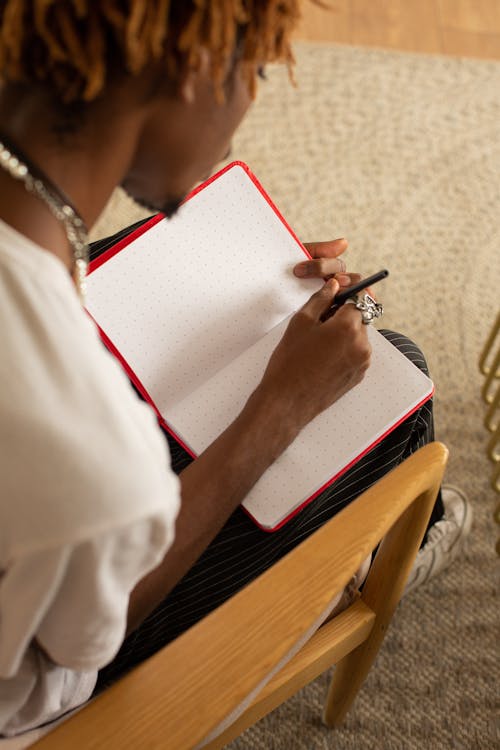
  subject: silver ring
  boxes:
[354,293,384,325]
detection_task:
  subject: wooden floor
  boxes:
[295,0,500,59]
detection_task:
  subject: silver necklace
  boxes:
[0,135,89,303]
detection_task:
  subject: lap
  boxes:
[89,227,441,691]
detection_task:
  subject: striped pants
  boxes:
[90,225,443,691]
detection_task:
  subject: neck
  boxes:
[0,87,145,272]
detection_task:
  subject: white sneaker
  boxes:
[404,485,473,594]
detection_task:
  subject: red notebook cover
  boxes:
[86,162,433,531]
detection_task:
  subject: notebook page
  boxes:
[86,164,320,413]
[167,325,434,530]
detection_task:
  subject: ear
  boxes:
[178,48,212,104]
[179,68,197,104]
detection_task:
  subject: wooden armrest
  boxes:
[33,442,447,750]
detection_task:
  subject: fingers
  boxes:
[338,276,378,300]
[341,272,362,287]
[303,238,348,258]
[295,239,351,284]
[331,304,372,369]
[294,256,348,280]
[267,276,372,427]
[323,291,365,331]
[296,278,339,323]
[296,276,370,327]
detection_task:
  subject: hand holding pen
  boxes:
[320,269,389,323]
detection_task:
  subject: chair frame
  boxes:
[32,441,448,750]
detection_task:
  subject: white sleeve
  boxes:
[1,519,172,677]
[37,518,170,669]
[0,518,173,736]
[0,221,182,736]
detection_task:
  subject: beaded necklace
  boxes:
[0,133,89,303]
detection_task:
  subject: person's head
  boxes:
[0,1,303,216]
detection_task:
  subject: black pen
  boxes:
[321,269,389,321]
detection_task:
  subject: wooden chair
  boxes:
[478,310,499,553]
[31,441,447,750]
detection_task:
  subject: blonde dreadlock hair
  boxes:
[0,1,304,104]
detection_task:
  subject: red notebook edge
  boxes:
[86,161,433,532]
[248,384,435,532]
[86,314,198,460]
[86,160,313,487]
[88,161,312,275]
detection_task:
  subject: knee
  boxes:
[378,329,430,377]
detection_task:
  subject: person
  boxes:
[0,0,471,740]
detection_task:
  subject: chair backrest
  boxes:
[31,441,448,750]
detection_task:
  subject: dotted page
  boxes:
[168,324,433,530]
[86,163,433,530]
[86,164,320,414]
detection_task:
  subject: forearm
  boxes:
[126,384,299,634]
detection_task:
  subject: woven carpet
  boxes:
[92,43,500,750]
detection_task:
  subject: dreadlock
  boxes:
[0,1,305,104]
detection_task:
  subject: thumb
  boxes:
[300,278,339,321]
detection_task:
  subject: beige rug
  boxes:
[92,42,500,750]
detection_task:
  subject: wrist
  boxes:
[241,381,302,463]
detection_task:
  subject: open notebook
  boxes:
[86,161,434,531]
